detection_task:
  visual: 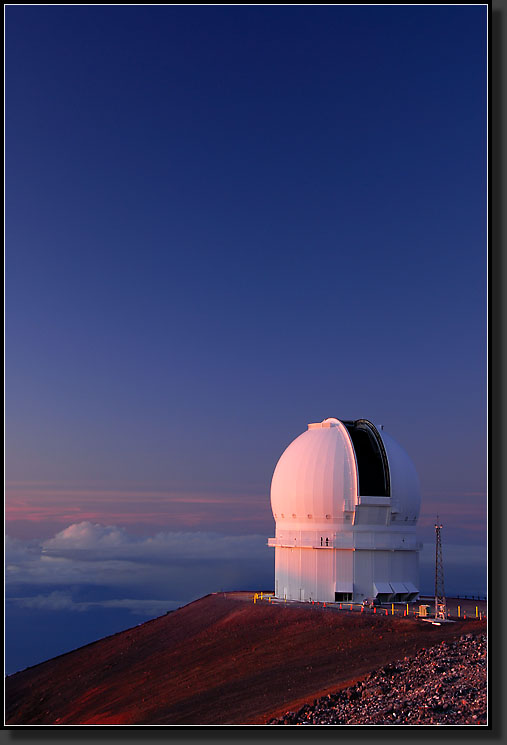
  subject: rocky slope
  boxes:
[269,632,487,726]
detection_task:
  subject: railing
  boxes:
[267,536,353,549]
[267,535,419,550]
[250,593,487,620]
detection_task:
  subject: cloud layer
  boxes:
[6,521,485,606]
[41,521,271,561]
[6,522,274,613]
[9,590,184,616]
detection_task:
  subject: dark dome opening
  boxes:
[342,420,390,497]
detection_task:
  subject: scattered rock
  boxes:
[268,634,487,726]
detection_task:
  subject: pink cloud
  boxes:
[5,482,274,538]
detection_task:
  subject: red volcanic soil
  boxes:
[5,593,485,726]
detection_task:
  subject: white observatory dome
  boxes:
[271,418,420,528]
[268,417,422,604]
[271,418,357,528]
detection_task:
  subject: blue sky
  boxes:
[6,5,487,674]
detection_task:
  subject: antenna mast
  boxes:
[434,516,446,619]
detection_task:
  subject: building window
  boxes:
[335,592,352,602]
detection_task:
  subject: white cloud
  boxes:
[8,591,185,616]
[5,522,273,594]
[9,590,78,611]
[43,522,131,549]
[40,521,270,562]
[5,534,42,562]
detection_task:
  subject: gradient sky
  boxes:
[6,5,487,673]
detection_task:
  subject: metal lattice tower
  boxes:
[434,516,446,619]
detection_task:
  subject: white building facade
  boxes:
[268,418,422,604]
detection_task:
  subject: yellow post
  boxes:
[458,605,460,617]
[476,606,478,618]
[391,603,394,615]
[261,592,263,600]
[406,603,409,615]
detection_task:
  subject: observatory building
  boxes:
[268,418,421,604]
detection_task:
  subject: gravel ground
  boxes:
[268,632,487,726]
